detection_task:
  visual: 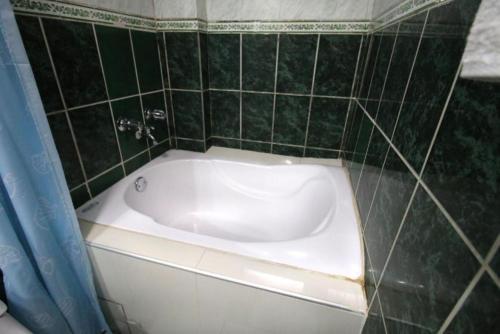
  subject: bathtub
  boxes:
[77,149,363,281]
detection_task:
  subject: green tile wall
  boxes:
[16,15,172,208]
[341,0,499,332]
[205,32,362,157]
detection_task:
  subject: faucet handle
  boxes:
[144,108,166,120]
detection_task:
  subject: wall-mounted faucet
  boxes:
[116,109,166,145]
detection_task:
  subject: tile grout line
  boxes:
[437,236,499,333]
[208,135,342,152]
[162,32,178,148]
[73,138,169,187]
[356,98,486,277]
[354,24,400,197]
[345,35,374,170]
[348,34,383,172]
[302,33,321,157]
[156,32,172,148]
[38,17,92,199]
[339,34,365,159]
[376,292,389,334]
[374,181,420,290]
[207,87,352,99]
[128,29,152,161]
[417,63,462,179]
[385,10,429,143]
[239,33,243,149]
[93,23,127,178]
[363,14,426,230]
[197,32,207,152]
[270,33,280,153]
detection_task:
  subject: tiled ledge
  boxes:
[79,219,367,314]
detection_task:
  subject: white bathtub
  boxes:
[77,149,363,280]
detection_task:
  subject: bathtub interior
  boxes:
[123,159,337,242]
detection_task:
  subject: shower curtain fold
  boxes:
[0,0,110,333]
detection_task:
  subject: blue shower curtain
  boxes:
[0,0,110,333]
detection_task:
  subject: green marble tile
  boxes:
[358,35,382,100]
[42,18,106,108]
[210,91,240,138]
[491,252,500,278]
[378,186,479,331]
[348,110,374,190]
[165,89,176,140]
[203,91,210,139]
[200,33,209,90]
[445,273,499,333]
[131,30,163,92]
[355,127,390,224]
[241,141,271,153]
[208,34,239,89]
[69,103,121,178]
[352,35,370,99]
[381,15,425,102]
[88,165,124,196]
[314,35,360,97]
[361,294,386,334]
[211,137,240,149]
[95,25,138,99]
[384,318,431,333]
[304,148,338,159]
[364,147,418,285]
[422,79,500,257]
[124,151,149,175]
[367,28,396,103]
[70,185,90,208]
[276,34,317,94]
[271,144,303,157]
[142,92,169,143]
[150,140,170,159]
[344,102,363,157]
[165,32,200,90]
[176,138,205,152]
[16,15,63,112]
[306,97,348,150]
[157,32,168,88]
[273,95,309,146]
[47,113,84,189]
[393,34,465,172]
[111,96,147,160]
[242,34,277,92]
[241,93,273,142]
[171,91,204,140]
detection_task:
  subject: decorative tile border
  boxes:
[204,21,372,34]
[11,0,157,30]
[12,0,451,34]
[11,0,371,33]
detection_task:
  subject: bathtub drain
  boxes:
[135,177,147,192]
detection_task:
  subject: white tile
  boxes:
[196,275,257,334]
[196,249,367,313]
[80,220,205,269]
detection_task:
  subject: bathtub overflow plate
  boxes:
[135,177,147,192]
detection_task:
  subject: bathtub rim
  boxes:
[80,218,367,315]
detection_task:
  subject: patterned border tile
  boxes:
[11,0,157,30]
[11,0,372,33]
[11,0,449,34]
[204,21,372,33]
